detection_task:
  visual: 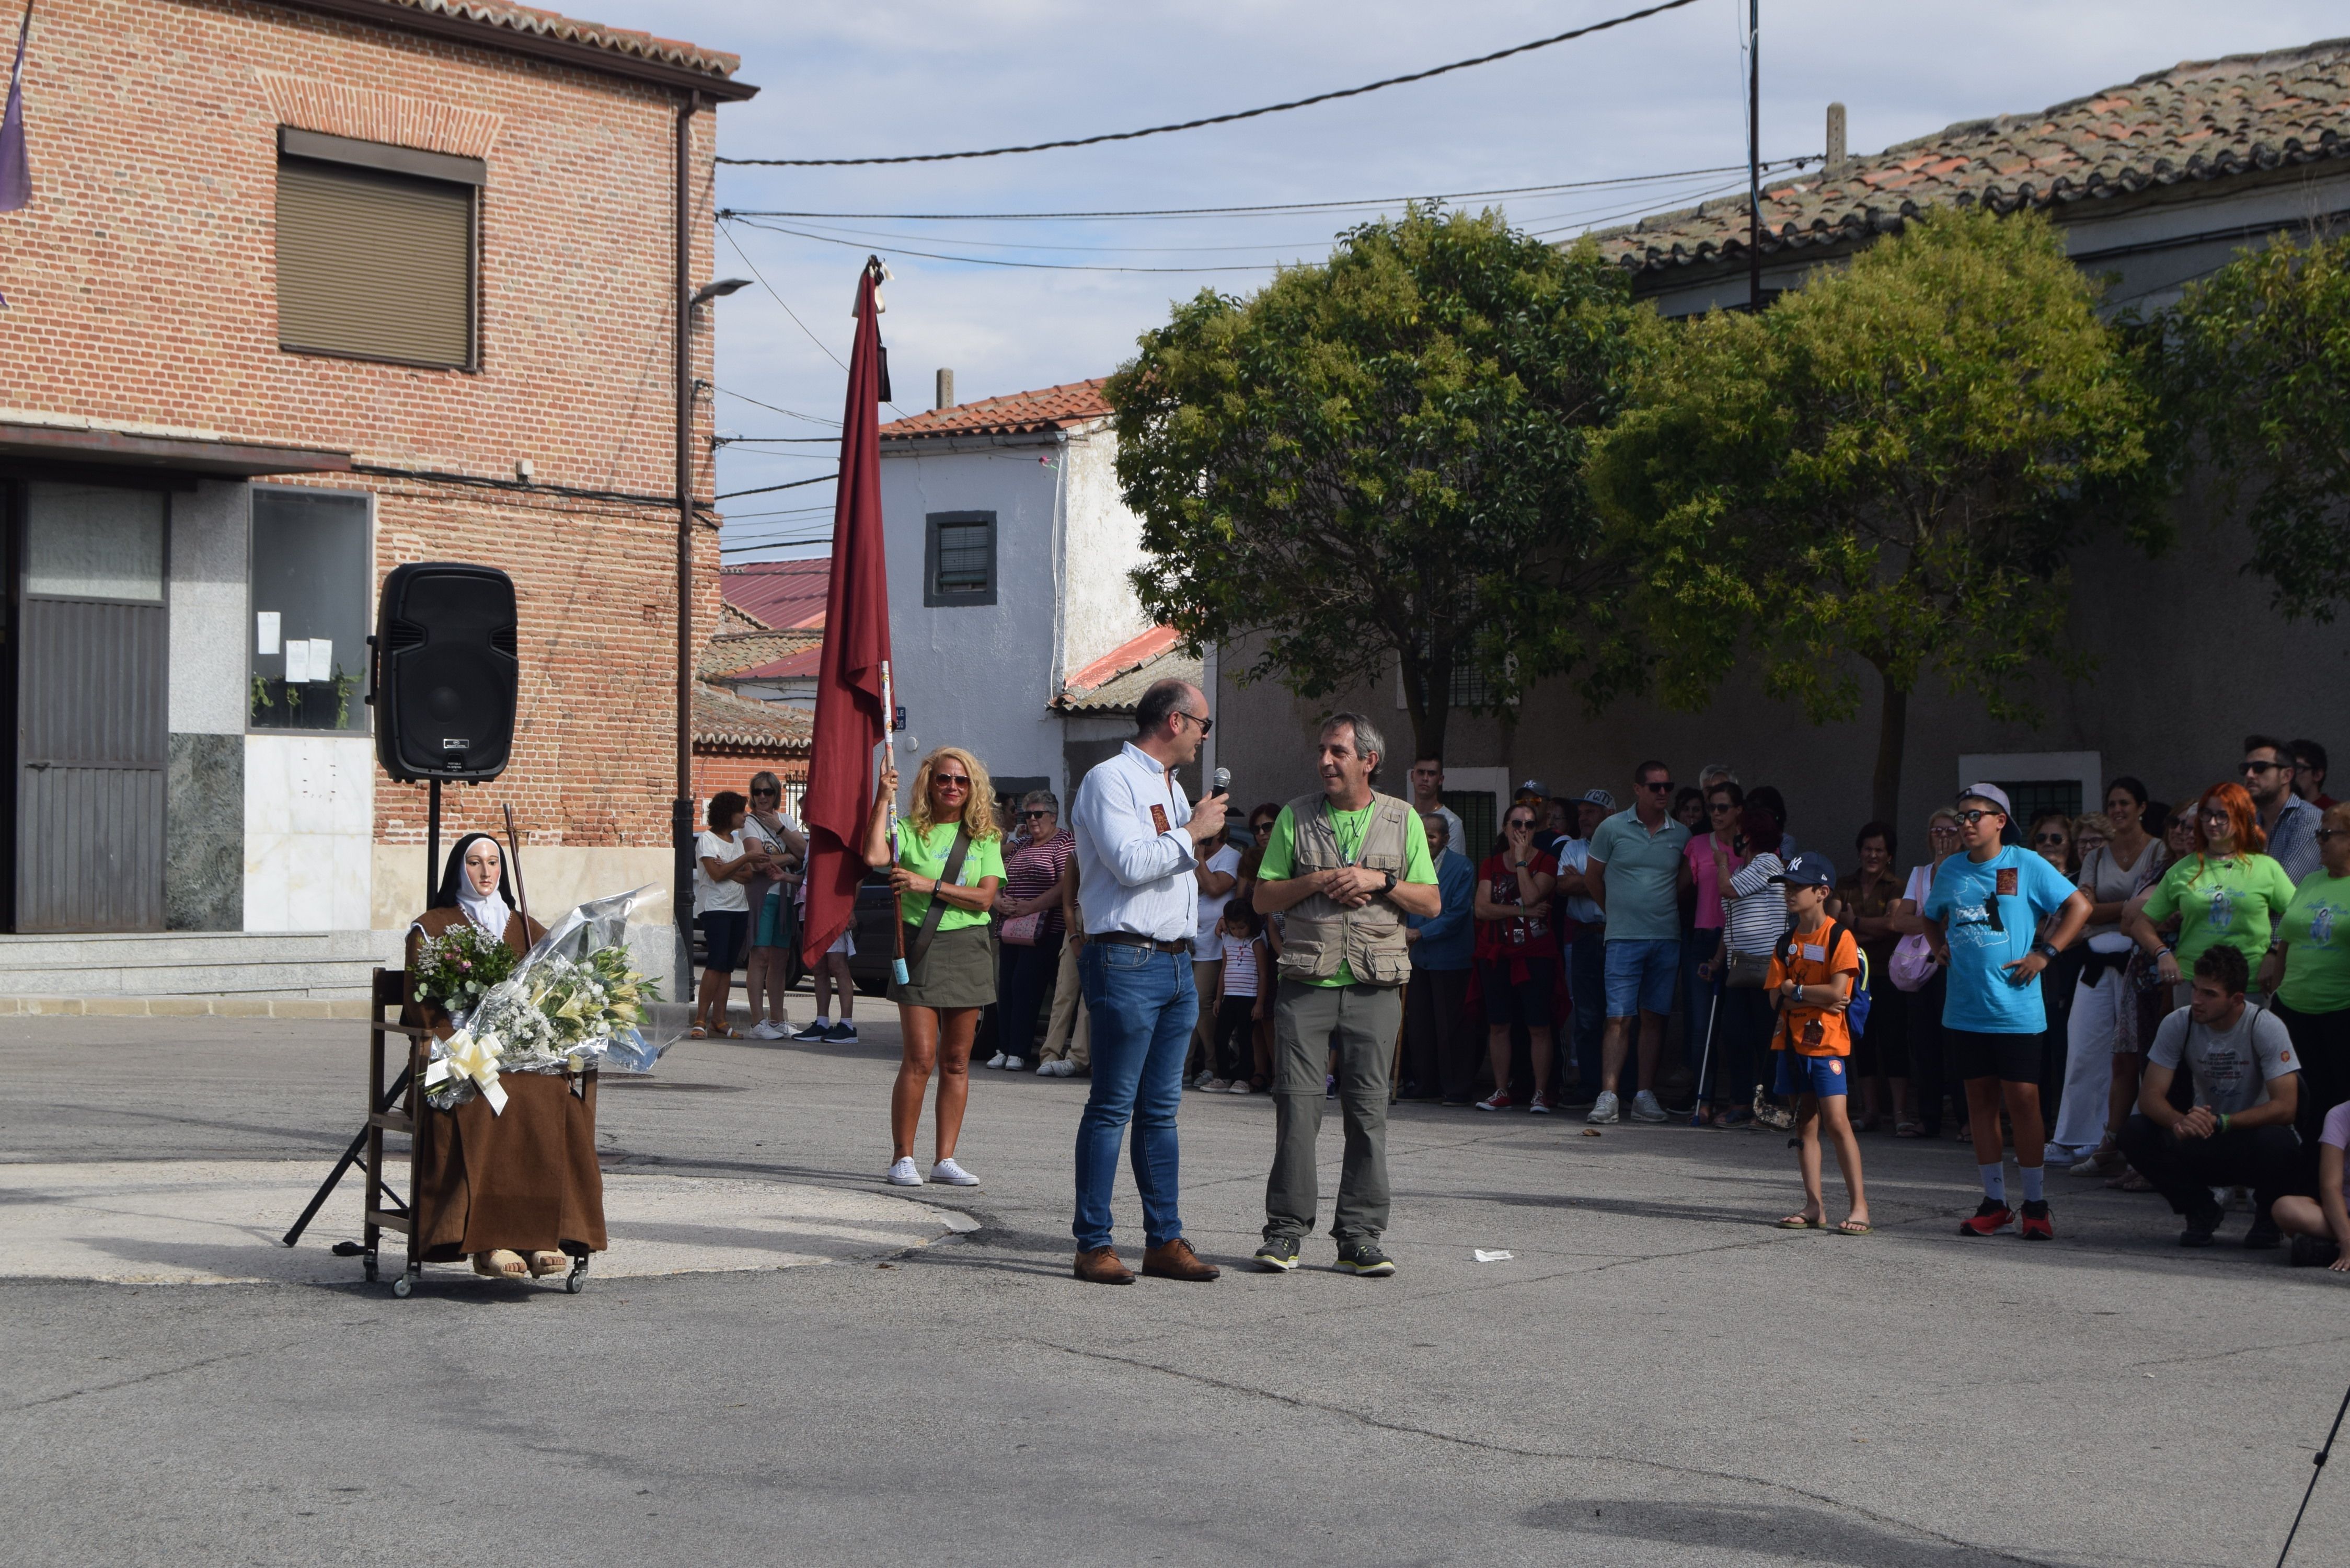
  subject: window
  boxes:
[250,490,371,732]
[24,482,164,602]
[1442,789,1496,860]
[275,128,481,368]
[924,511,997,606]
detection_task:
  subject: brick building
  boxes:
[0,0,753,998]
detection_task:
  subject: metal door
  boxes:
[16,483,168,932]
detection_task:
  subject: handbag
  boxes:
[1001,911,1041,947]
[1888,932,1940,992]
[1723,948,1772,989]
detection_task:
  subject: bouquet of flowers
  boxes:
[409,921,517,1014]
[422,887,673,1114]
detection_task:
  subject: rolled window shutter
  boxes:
[276,159,473,367]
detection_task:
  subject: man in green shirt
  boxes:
[1584,759,1694,1124]
[1250,712,1439,1276]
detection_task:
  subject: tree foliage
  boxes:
[2162,231,2350,622]
[1585,205,2159,824]
[1105,206,1651,763]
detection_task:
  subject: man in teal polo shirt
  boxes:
[1585,759,1693,1124]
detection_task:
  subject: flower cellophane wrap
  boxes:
[422,886,673,1115]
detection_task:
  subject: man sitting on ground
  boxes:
[2117,945,2303,1249]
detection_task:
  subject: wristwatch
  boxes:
[1381,870,1398,895]
[2030,939,2059,959]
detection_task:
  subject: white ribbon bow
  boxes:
[423,1028,509,1115]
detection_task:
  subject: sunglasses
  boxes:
[1954,809,2001,826]
[2032,832,2068,846]
[1930,823,1961,836]
[2318,828,2350,843]
[751,788,780,798]
[2241,760,2285,775]
[1021,809,1052,820]
[1708,801,1736,814]
[1506,816,1536,829]
[1172,711,1214,735]
[1640,779,1674,793]
[934,776,971,792]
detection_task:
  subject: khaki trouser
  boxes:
[1188,958,1224,1073]
[1039,907,1090,1070]
[1264,977,1401,1244]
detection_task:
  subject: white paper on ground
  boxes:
[1473,1249,1514,1263]
[256,610,281,655]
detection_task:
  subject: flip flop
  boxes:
[1776,1215,1826,1230]
[1833,1220,1874,1236]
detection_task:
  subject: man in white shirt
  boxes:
[1409,755,1465,863]
[1068,678,1228,1285]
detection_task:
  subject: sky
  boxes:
[575,0,2350,561]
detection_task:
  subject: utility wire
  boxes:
[715,384,839,425]
[714,162,1811,222]
[729,216,1287,274]
[716,474,838,502]
[718,0,1707,167]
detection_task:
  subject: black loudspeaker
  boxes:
[371,562,518,783]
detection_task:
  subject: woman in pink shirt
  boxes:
[1684,781,1747,1121]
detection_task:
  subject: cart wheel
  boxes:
[564,1269,588,1295]
[390,1274,412,1298]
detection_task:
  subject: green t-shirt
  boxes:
[1585,808,1694,943]
[2278,870,2350,1013]
[896,822,1006,933]
[1259,799,1438,986]
[2141,852,2297,969]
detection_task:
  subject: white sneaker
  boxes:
[1204,1078,1230,1092]
[1630,1090,1669,1123]
[1036,1059,1057,1075]
[748,1020,785,1040]
[1051,1059,1077,1077]
[1194,1070,1218,1090]
[887,1157,923,1186]
[1587,1091,1620,1125]
[1228,1079,1252,1094]
[929,1158,980,1187]
[985,1052,1009,1070]
[1003,1055,1026,1072]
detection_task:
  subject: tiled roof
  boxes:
[1596,37,2350,278]
[717,601,769,635]
[693,682,811,752]
[880,379,1112,442]
[721,559,828,631]
[366,0,743,79]
[700,630,821,679]
[1054,626,1198,714]
[722,644,824,683]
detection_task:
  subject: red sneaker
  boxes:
[1959,1198,2014,1237]
[1475,1092,1514,1112]
[2018,1200,2054,1240]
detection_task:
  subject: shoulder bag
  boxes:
[906,828,973,973]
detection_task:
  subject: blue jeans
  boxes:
[1073,942,1195,1252]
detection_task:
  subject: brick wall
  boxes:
[3,0,732,851]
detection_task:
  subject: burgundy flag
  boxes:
[798,258,894,966]
[0,2,30,215]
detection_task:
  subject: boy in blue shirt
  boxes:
[1921,784,2092,1240]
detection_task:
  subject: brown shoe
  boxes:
[1141,1237,1220,1282]
[1073,1246,1134,1284]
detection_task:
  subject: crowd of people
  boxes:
[690,708,2350,1280]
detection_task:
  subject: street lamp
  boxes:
[690,277,752,309]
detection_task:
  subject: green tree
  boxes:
[1105,206,1650,764]
[2162,231,2350,621]
[1585,206,2159,825]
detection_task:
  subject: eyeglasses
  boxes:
[1708,801,1736,814]
[1640,779,1674,793]
[1929,823,1961,837]
[2200,808,2230,823]
[2241,760,2285,775]
[2032,833,2068,846]
[934,776,971,792]
[1172,711,1214,735]
[2318,828,2350,843]
[1506,816,1536,829]
[1021,809,1052,820]
[1954,809,2001,826]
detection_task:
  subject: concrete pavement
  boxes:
[4,1009,2346,1566]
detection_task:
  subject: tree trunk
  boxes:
[1396,643,1449,771]
[1872,672,1907,828]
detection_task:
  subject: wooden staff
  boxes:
[502,803,531,930]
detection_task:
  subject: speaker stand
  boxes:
[427,777,441,898]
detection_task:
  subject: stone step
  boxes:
[0,930,402,998]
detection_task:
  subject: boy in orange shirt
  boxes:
[1767,853,1872,1235]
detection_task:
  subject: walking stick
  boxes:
[1690,982,1721,1127]
[2276,1377,2350,1567]
[882,659,910,986]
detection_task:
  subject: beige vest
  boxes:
[1274,790,1413,987]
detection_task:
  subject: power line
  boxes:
[714,384,839,426]
[716,474,838,501]
[728,216,1288,274]
[717,0,1707,167]
[719,222,849,373]
[713,162,1811,223]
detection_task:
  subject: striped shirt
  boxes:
[1002,828,1075,942]
[1723,851,1788,956]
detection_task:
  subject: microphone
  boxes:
[1211,766,1231,799]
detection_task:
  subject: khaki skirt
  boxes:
[890,921,997,1009]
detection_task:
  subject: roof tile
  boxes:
[879,379,1113,442]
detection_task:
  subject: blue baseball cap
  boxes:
[1770,851,1836,888]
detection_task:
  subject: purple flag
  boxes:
[0,2,31,215]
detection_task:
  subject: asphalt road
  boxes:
[5,1011,2347,1567]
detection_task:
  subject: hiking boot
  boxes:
[1334,1240,1397,1277]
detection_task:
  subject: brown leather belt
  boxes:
[1091,931,1193,956]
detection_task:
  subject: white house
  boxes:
[879,378,1209,812]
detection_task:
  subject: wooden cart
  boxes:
[361,967,430,1297]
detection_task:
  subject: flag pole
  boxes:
[881,657,908,984]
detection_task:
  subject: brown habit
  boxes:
[405,907,608,1260]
